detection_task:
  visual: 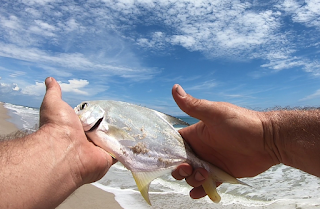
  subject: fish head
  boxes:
[74,101,123,159]
[74,101,105,132]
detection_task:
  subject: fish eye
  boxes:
[80,102,88,110]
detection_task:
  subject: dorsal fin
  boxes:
[153,111,189,126]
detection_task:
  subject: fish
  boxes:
[74,100,247,205]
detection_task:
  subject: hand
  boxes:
[171,84,278,199]
[39,77,115,185]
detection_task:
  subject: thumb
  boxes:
[39,77,62,126]
[172,84,214,121]
[43,77,62,100]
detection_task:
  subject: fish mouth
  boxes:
[86,117,104,132]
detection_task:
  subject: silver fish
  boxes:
[74,100,247,205]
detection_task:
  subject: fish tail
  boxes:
[201,163,251,203]
[202,178,221,203]
[237,179,252,187]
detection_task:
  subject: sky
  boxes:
[1,0,320,116]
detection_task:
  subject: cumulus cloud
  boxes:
[0,82,20,93]
[20,79,90,96]
[59,79,90,95]
[21,81,45,96]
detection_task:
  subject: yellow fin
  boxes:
[202,178,221,203]
[132,169,170,205]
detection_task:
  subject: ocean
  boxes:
[3,102,320,209]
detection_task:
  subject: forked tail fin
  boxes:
[202,178,221,203]
[201,163,251,203]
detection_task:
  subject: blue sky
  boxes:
[1,0,320,116]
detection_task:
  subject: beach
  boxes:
[0,102,123,209]
[2,102,320,209]
[0,102,19,135]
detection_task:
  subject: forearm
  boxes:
[263,109,320,177]
[0,126,80,209]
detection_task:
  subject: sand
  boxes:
[57,184,123,209]
[0,102,19,135]
[0,102,123,209]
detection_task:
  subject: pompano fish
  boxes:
[74,100,247,205]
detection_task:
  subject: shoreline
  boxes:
[0,102,19,135]
[0,102,123,209]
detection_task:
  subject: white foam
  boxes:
[92,182,151,209]
[4,103,39,130]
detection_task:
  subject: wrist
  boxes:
[38,124,84,188]
[0,126,81,209]
[259,111,283,165]
[262,109,320,176]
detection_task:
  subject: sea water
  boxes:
[3,102,320,209]
[4,103,39,131]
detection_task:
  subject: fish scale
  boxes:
[74,100,248,205]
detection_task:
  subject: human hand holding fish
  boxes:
[172,84,320,200]
[75,87,251,204]
[73,81,320,205]
[2,77,320,209]
[0,77,116,209]
[171,84,277,199]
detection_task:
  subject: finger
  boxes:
[171,163,193,180]
[172,84,214,122]
[40,77,62,126]
[189,186,207,199]
[185,168,208,187]
[87,147,117,183]
[44,77,62,101]
[178,122,204,144]
[189,182,222,200]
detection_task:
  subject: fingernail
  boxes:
[45,77,52,86]
[179,169,188,177]
[195,171,205,181]
[176,84,187,97]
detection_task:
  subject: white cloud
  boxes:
[261,57,304,71]
[0,0,286,74]
[0,82,21,93]
[21,0,57,6]
[185,80,217,91]
[21,81,45,96]
[12,84,20,91]
[0,0,320,89]
[300,89,320,101]
[0,15,21,30]
[0,42,155,80]
[278,0,320,28]
[29,20,56,37]
[261,55,320,77]
[40,66,73,77]
[9,71,27,78]
[20,79,90,96]
[171,35,196,49]
[59,79,89,95]
[132,1,282,60]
